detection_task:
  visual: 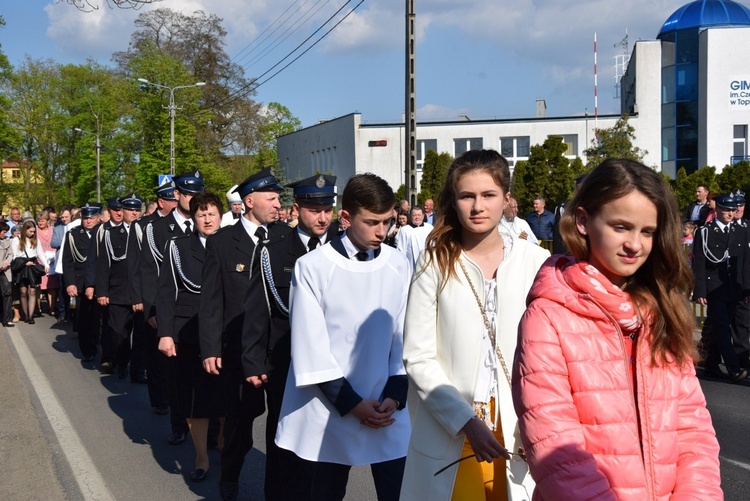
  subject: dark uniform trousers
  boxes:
[95,224,142,374]
[201,221,292,485]
[63,225,102,360]
[693,221,750,374]
[134,214,173,408]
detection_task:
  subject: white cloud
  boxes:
[417,103,470,121]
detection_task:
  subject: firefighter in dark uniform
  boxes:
[241,174,338,500]
[139,172,203,441]
[84,197,125,351]
[693,193,750,382]
[129,180,178,417]
[731,191,750,369]
[95,194,144,378]
[199,168,292,501]
[62,202,102,362]
[156,192,227,483]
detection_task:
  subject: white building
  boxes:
[277,0,750,191]
[278,111,629,194]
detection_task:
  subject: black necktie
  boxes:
[355,251,368,262]
[308,236,320,252]
[184,220,192,234]
[255,226,267,244]
[725,225,730,234]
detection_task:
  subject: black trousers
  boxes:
[102,303,133,369]
[732,300,750,366]
[263,365,305,501]
[0,274,13,324]
[281,455,405,501]
[77,295,100,359]
[705,299,743,373]
[219,373,264,483]
[135,313,170,407]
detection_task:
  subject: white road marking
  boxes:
[8,329,115,501]
[721,456,750,472]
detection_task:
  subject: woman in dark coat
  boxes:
[157,193,225,482]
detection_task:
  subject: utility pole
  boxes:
[405,0,417,207]
[137,78,206,176]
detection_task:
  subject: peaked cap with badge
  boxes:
[107,197,123,210]
[174,170,205,194]
[287,174,337,205]
[80,202,102,218]
[156,178,177,201]
[234,168,285,199]
[120,193,143,211]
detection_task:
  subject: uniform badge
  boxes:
[315,175,326,189]
[236,264,245,272]
[284,267,293,273]
[169,224,175,231]
[119,227,125,234]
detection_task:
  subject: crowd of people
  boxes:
[0,151,732,500]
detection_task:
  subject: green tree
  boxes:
[511,135,585,213]
[583,114,647,168]
[252,102,302,170]
[673,166,717,212]
[418,150,452,205]
[716,161,750,195]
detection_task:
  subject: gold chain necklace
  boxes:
[458,259,512,389]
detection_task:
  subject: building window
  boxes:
[500,136,530,167]
[557,134,578,156]
[11,169,20,179]
[416,139,437,162]
[454,137,482,157]
[733,125,748,164]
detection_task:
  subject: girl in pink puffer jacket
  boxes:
[512,159,722,500]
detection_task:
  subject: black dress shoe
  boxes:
[117,367,128,379]
[730,369,748,383]
[168,430,187,445]
[27,318,35,325]
[100,362,115,374]
[190,468,209,482]
[219,480,239,501]
[131,373,148,384]
[82,355,95,362]
[153,405,169,416]
[4,322,15,327]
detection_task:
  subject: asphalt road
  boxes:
[1,315,376,501]
[2,316,749,500]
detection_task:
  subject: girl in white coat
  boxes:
[401,150,547,500]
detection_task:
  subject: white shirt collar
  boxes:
[341,232,373,261]
[297,227,328,251]
[239,216,266,245]
[172,209,190,230]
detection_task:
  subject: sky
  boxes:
[0,0,706,128]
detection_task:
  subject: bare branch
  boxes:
[57,0,164,13]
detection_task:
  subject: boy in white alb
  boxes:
[276,173,411,501]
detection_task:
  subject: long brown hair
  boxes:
[422,149,510,289]
[560,158,696,366]
[18,220,38,249]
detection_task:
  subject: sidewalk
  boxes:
[0,325,68,500]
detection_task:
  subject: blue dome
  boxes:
[659,0,750,37]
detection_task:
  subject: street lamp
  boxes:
[137,78,206,176]
[74,127,101,203]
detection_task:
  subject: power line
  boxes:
[240,0,331,71]
[232,0,318,67]
[218,0,363,108]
